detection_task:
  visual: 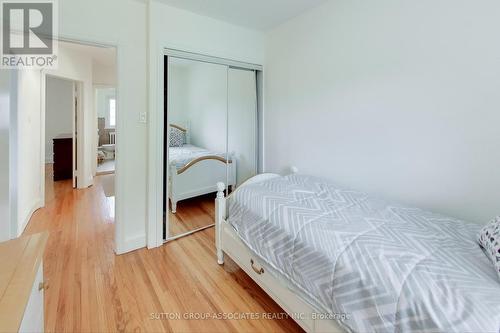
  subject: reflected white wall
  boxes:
[169,59,227,153]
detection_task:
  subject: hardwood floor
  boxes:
[168,194,215,237]
[23,168,303,332]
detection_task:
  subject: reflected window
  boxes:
[109,98,116,127]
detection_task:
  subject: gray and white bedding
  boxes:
[169,144,226,170]
[227,174,500,332]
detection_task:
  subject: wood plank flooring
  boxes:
[168,194,215,237]
[23,167,303,332]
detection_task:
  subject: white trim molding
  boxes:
[164,48,263,71]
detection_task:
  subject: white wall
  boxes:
[16,69,43,236]
[92,62,117,86]
[45,77,73,163]
[148,1,266,247]
[0,71,12,241]
[265,0,500,223]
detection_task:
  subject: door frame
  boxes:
[147,47,264,248]
[41,75,81,197]
[38,37,122,251]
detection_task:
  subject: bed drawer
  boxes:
[18,262,44,333]
[222,225,315,332]
[0,233,47,333]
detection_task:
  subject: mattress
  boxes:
[227,174,500,332]
[169,144,226,170]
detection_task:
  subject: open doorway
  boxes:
[44,76,80,189]
[95,86,116,175]
[42,40,117,217]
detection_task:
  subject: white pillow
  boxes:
[478,216,500,280]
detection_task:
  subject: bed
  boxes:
[168,125,236,213]
[215,168,500,333]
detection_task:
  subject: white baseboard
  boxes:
[116,234,146,254]
[17,199,43,237]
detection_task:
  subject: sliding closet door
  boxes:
[166,57,228,240]
[163,53,260,242]
[227,68,257,187]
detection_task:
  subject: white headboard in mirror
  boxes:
[169,122,190,144]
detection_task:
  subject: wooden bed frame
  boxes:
[168,124,236,213]
[215,168,344,333]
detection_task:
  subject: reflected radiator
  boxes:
[109,132,116,144]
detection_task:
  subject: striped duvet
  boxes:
[227,174,500,332]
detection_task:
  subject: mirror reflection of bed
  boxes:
[166,123,234,239]
[164,56,258,241]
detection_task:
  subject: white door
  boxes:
[72,83,77,188]
[227,68,257,187]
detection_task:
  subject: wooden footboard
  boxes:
[169,156,236,213]
[176,155,232,175]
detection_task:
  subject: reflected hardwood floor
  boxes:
[23,166,303,332]
[168,194,215,237]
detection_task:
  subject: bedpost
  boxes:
[215,182,226,265]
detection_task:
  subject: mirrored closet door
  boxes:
[165,57,228,240]
[163,53,260,242]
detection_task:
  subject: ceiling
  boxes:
[156,0,328,30]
